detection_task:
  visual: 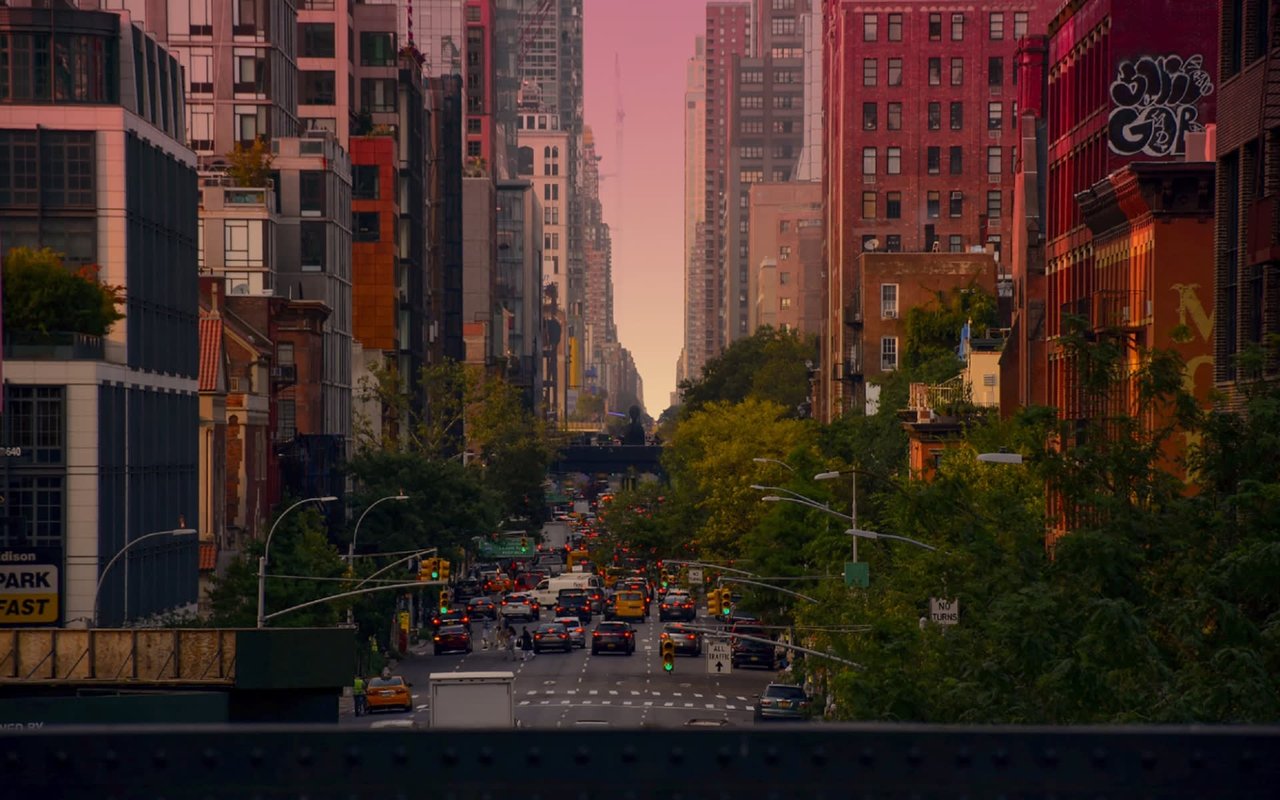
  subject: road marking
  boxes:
[588,689,598,695]
[684,703,694,708]
[630,690,640,695]
[716,694,727,700]
[539,700,549,705]
[518,701,530,706]
[672,693,682,697]
[416,704,429,711]
[602,700,612,706]
[663,702,673,707]
[643,701,653,707]
[526,690,538,696]
[623,701,632,706]
[726,705,736,710]
[608,690,618,695]
[745,705,754,711]
[705,704,715,709]
[560,700,570,705]
[693,693,702,698]
[583,700,592,705]
[566,689,577,695]
[737,696,748,701]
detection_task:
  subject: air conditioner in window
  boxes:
[883,309,898,319]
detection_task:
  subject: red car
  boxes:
[433,624,472,655]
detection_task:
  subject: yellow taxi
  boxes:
[364,675,413,713]
[613,589,647,621]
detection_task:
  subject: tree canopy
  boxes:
[677,326,816,418]
[2,247,124,336]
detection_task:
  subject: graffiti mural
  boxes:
[1108,54,1214,157]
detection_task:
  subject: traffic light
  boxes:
[719,588,733,616]
[427,557,441,581]
[520,536,529,553]
[438,590,450,614]
[707,590,721,617]
[418,558,434,582]
[438,559,451,582]
[660,639,676,673]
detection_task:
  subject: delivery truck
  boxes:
[428,671,515,729]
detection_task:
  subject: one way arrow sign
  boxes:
[706,642,732,675]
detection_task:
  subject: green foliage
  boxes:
[226,137,274,187]
[677,326,816,418]
[902,282,997,369]
[2,247,124,336]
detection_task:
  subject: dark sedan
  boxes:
[590,621,635,655]
[658,592,696,622]
[660,623,702,656]
[467,596,497,620]
[433,624,472,656]
[430,607,471,631]
[532,622,573,653]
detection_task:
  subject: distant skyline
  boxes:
[583,0,705,415]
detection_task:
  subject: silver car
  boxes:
[554,616,587,648]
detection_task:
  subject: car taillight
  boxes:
[433,636,441,641]
[624,631,633,637]
[687,634,695,640]
[592,632,601,638]
[560,634,567,639]
[535,634,543,640]
[760,698,775,707]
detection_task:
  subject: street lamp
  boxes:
[347,492,410,560]
[257,495,338,628]
[815,469,859,563]
[752,457,796,474]
[92,527,197,628]
[845,528,938,552]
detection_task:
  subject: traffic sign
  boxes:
[929,597,959,625]
[687,568,703,585]
[705,640,732,675]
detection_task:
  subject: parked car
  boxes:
[754,684,811,722]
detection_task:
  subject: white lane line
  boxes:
[704,704,715,709]
[716,694,727,700]
[540,700,549,705]
[623,701,632,706]
[566,689,577,695]
[630,690,640,695]
[745,705,754,711]
[694,693,703,698]
[518,701,530,706]
[526,690,538,696]
[602,700,612,706]
[684,703,694,708]
[416,704,429,711]
[608,690,618,695]
[583,700,592,705]
[737,696,748,701]
[643,701,653,707]
[672,692,682,697]
[560,700,570,705]
[726,705,736,710]
[664,702,673,707]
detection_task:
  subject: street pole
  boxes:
[258,495,337,629]
[92,528,196,628]
[850,466,858,564]
[345,493,409,625]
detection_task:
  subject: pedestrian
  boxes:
[352,674,367,717]
[520,626,534,662]
[481,618,492,650]
[505,625,517,660]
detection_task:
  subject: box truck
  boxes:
[428,671,515,729]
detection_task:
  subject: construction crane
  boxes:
[516,0,555,76]
[597,53,624,250]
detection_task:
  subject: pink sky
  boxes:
[584,0,706,415]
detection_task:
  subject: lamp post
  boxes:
[92,527,197,628]
[815,469,858,563]
[258,495,337,628]
[347,493,410,560]
[845,528,938,552]
[752,457,796,474]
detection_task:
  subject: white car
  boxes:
[554,616,587,648]
[500,593,539,621]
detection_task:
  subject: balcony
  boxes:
[271,363,297,386]
[4,331,104,361]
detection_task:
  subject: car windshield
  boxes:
[764,685,807,700]
[368,677,403,688]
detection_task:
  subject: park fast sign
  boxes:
[0,548,61,626]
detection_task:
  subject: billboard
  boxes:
[0,547,62,626]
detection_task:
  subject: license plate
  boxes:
[606,642,617,649]
[749,655,760,662]
[380,691,394,696]
[778,700,792,709]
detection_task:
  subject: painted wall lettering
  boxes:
[1108,55,1214,157]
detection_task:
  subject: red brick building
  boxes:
[1038,0,1217,422]
[351,135,400,354]
[820,1,1052,420]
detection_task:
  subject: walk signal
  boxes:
[719,588,733,616]
[707,590,721,617]
[438,559,451,582]
[660,639,676,672]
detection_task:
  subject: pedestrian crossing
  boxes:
[514,687,754,712]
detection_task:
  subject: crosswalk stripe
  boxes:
[726,705,736,710]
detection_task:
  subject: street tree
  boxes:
[2,247,124,337]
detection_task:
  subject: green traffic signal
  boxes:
[721,607,731,616]
[663,660,674,672]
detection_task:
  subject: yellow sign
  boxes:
[398,611,410,632]
[0,560,59,624]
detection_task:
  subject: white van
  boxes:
[533,573,604,608]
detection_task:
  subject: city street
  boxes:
[343,613,781,729]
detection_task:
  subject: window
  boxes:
[887,102,902,130]
[360,78,396,112]
[951,57,964,85]
[927,191,940,218]
[928,102,941,130]
[771,95,794,109]
[929,13,942,40]
[988,101,1003,130]
[278,399,296,441]
[927,146,941,174]
[300,22,335,57]
[189,105,213,151]
[989,56,1004,86]
[771,16,797,35]
[1014,12,1028,39]
[987,190,1003,219]
[360,31,396,66]
[773,0,796,10]
[928,58,942,86]
[949,234,964,252]
[951,13,965,40]
[741,69,763,84]
[863,13,877,41]
[188,50,214,94]
[739,169,764,183]
[950,101,963,130]
[888,13,903,41]
[779,245,792,260]
[741,119,764,134]
[299,170,325,216]
[234,0,259,34]
[881,284,898,317]
[987,146,1002,174]
[863,102,877,130]
[739,145,764,159]
[886,191,901,219]
[989,12,1005,40]
[300,70,335,104]
[862,191,877,219]
[881,337,899,369]
[886,234,902,252]
[779,271,791,285]
[780,297,793,310]
[949,191,964,217]
[353,211,379,242]
[740,95,763,109]
[235,53,266,94]
[888,58,902,86]
[950,146,964,175]
[863,58,877,86]
[352,165,379,199]
[300,221,326,270]
[862,147,877,175]
[886,147,901,175]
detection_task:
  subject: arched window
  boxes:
[544,146,551,158]
[552,146,559,158]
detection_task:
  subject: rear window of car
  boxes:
[618,591,643,601]
[369,677,403,688]
[537,624,566,634]
[665,593,690,602]
[764,685,806,699]
[439,625,467,635]
[598,623,629,632]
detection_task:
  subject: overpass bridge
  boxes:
[549,444,665,479]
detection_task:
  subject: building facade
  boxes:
[0,3,199,627]
[680,35,708,390]
[748,181,824,336]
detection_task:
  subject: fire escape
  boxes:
[1245,3,1280,374]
